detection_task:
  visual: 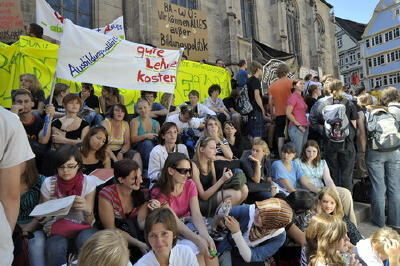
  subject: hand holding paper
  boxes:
[30,195,76,217]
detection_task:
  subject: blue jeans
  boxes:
[137,140,156,169]
[366,149,400,227]
[217,204,286,262]
[83,111,103,126]
[288,125,309,156]
[45,228,98,266]
[29,230,46,266]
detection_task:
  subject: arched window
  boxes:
[241,0,255,39]
[316,14,325,50]
[286,0,301,64]
[47,0,92,28]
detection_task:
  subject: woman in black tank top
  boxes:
[80,126,111,175]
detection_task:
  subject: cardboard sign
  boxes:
[156,0,208,61]
[0,0,24,43]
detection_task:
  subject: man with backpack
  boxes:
[246,61,266,142]
[364,87,400,230]
[309,79,358,191]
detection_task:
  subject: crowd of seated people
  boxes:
[7,61,400,266]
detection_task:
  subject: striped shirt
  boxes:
[99,184,139,219]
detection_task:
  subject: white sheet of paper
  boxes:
[30,195,76,217]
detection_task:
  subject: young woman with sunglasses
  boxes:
[39,144,98,266]
[98,159,152,263]
[151,152,219,266]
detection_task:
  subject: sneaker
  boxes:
[215,200,231,218]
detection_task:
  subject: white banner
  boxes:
[56,20,182,93]
[36,0,64,40]
[36,0,125,40]
[93,16,125,39]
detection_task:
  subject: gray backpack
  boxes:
[365,108,400,151]
[237,84,253,115]
[321,99,350,143]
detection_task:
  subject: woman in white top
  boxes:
[148,122,189,184]
[40,144,97,266]
[135,208,199,266]
[294,140,356,225]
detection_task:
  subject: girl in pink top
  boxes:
[286,79,310,156]
[151,152,219,266]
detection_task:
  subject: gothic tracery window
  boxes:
[316,14,325,50]
[286,0,301,64]
[47,0,92,28]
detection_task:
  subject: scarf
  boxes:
[249,198,292,243]
[55,171,84,198]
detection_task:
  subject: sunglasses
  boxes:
[173,167,192,175]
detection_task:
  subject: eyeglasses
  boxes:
[58,164,79,170]
[173,167,192,175]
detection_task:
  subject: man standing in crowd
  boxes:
[236,59,248,88]
[268,63,293,155]
[0,107,35,265]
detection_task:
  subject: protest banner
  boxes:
[37,0,126,40]
[0,0,25,43]
[0,36,58,107]
[36,0,64,41]
[56,19,181,93]
[93,16,125,39]
[174,60,231,104]
[0,37,230,112]
[156,0,208,61]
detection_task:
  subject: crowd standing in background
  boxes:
[2,25,400,265]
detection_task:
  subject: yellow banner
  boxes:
[0,36,231,112]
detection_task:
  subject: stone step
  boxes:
[354,201,371,224]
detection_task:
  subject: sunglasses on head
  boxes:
[173,167,192,175]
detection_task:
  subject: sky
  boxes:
[328,0,381,24]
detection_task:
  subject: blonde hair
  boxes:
[380,87,400,106]
[204,116,224,140]
[20,73,42,93]
[160,93,174,107]
[306,213,347,266]
[357,93,373,108]
[78,230,129,266]
[371,227,400,259]
[317,187,345,218]
[194,137,217,175]
[327,79,344,99]
[252,139,270,157]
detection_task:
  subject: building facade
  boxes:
[361,0,400,90]
[20,0,339,78]
[335,17,366,89]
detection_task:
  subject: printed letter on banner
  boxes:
[56,20,181,93]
